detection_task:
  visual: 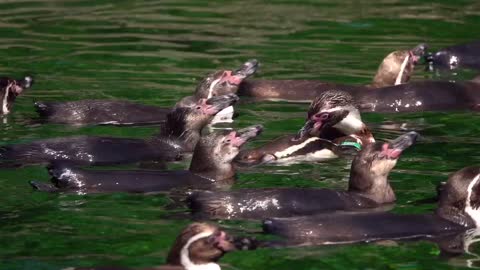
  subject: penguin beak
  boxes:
[295,120,315,140]
[229,125,263,147]
[216,59,259,87]
[235,151,275,166]
[232,59,259,79]
[379,131,419,159]
[295,110,347,139]
[237,124,263,140]
[208,230,236,252]
[9,76,33,96]
[202,94,239,115]
[410,43,428,64]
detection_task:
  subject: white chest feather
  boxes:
[465,174,480,227]
[271,137,338,164]
[273,137,321,158]
[272,149,338,165]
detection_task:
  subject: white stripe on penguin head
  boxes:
[323,105,364,135]
[395,53,410,85]
[180,230,221,270]
[2,82,12,115]
[207,78,221,99]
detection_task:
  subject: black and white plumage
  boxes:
[2,94,238,168]
[35,60,257,126]
[29,125,263,194]
[0,76,33,115]
[263,166,480,246]
[189,132,418,220]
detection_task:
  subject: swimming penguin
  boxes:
[234,134,341,166]
[235,90,375,165]
[300,90,375,143]
[263,166,480,246]
[426,40,480,71]
[72,222,257,270]
[0,76,33,115]
[29,125,263,194]
[188,131,418,220]
[356,78,480,112]
[34,59,258,126]
[1,94,238,168]
[237,44,426,102]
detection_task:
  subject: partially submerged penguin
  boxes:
[235,90,375,165]
[1,94,238,167]
[243,73,480,113]
[35,60,258,126]
[73,222,257,270]
[356,77,480,113]
[263,166,480,246]
[188,131,418,220]
[426,40,480,71]
[234,134,341,166]
[237,44,426,102]
[30,125,263,194]
[0,75,33,115]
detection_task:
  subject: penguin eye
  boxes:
[225,139,231,144]
[196,106,202,110]
[314,112,330,120]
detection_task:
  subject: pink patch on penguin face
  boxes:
[213,230,235,252]
[11,84,23,95]
[409,50,419,65]
[227,131,246,147]
[381,143,403,159]
[219,70,243,85]
[198,98,219,115]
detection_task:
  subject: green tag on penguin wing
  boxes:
[339,141,362,150]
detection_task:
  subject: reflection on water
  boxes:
[463,229,480,268]
[439,229,480,269]
[0,0,480,269]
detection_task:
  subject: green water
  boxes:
[1,0,480,269]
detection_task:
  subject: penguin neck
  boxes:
[347,154,396,204]
[370,51,411,88]
[156,119,203,152]
[189,147,236,184]
[348,174,396,204]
